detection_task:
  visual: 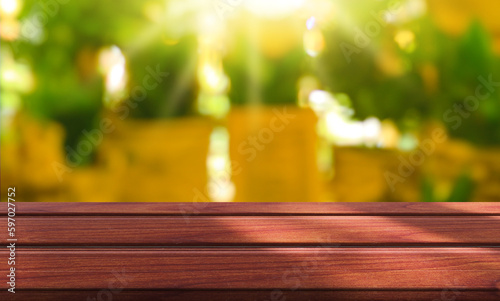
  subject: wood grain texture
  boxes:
[2,290,500,301]
[1,248,499,290]
[5,202,500,216]
[2,202,500,300]
[4,216,500,246]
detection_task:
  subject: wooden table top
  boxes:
[2,202,500,300]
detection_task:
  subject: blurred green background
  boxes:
[1,0,500,202]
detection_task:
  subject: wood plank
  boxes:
[2,290,499,301]
[6,202,500,216]
[4,216,500,246]
[2,248,499,289]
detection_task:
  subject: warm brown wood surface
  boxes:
[5,202,500,215]
[1,290,500,301]
[2,202,500,300]
[4,216,500,246]
[1,248,500,289]
[2,290,500,301]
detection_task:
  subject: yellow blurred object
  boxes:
[0,141,20,199]
[303,28,325,57]
[4,112,500,203]
[419,63,439,95]
[329,147,420,202]
[422,136,500,202]
[66,167,120,203]
[96,117,213,202]
[473,148,500,202]
[1,114,66,201]
[380,120,401,149]
[0,18,19,41]
[77,47,99,81]
[19,117,66,191]
[394,29,416,52]
[376,43,405,76]
[256,17,303,59]
[228,106,321,202]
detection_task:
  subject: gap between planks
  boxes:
[5,202,500,216]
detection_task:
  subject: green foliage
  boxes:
[124,35,198,119]
[421,172,475,202]
[224,34,303,106]
[5,0,500,148]
[7,0,198,150]
[318,3,500,145]
[435,21,500,146]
